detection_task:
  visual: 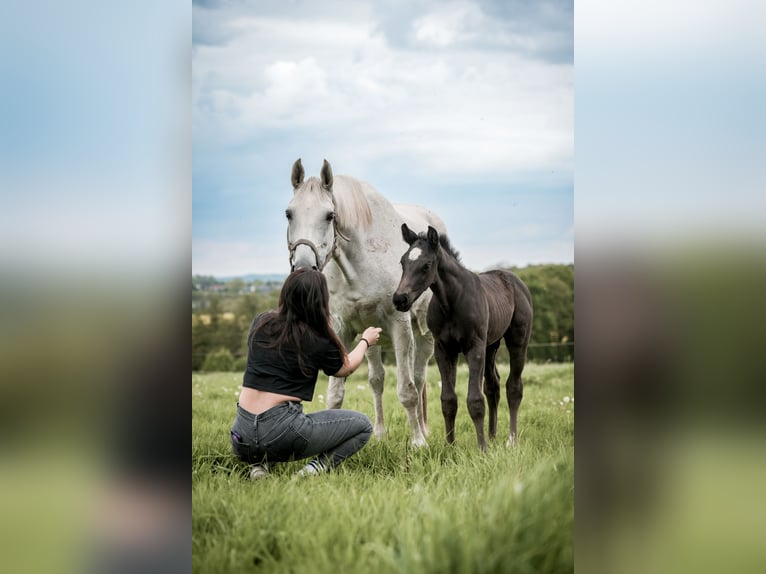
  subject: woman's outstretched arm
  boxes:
[333,326,382,377]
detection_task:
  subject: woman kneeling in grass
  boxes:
[230,268,381,479]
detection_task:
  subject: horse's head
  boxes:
[393,223,440,312]
[286,158,340,271]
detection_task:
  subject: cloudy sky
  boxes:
[192,0,573,277]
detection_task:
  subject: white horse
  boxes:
[286,158,447,446]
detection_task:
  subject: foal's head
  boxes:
[392,224,441,312]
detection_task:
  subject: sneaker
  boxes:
[295,460,327,478]
[249,462,270,480]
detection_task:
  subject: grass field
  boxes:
[193,362,574,573]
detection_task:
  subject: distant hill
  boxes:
[218,273,287,283]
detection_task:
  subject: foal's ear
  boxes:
[321,159,334,191]
[427,225,439,248]
[291,158,304,189]
[401,223,418,245]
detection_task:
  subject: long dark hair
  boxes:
[250,269,346,370]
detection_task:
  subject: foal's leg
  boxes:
[505,334,528,447]
[483,340,501,441]
[365,344,387,440]
[434,340,458,444]
[465,344,488,451]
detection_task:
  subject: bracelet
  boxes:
[361,337,370,348]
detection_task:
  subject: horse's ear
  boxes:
[401,223,418,245]
[321,159,333,191]
[427,225,439,248]
[291,158,304,189]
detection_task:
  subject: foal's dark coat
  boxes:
[393,225,533,450]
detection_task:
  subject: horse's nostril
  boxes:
[311,265,318,271]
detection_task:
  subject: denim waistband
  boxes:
[237,401,302,422]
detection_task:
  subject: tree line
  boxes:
[191,264,573,371]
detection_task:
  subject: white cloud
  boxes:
[412,3,483,47]
[193,8,572,177]
[192,1,573,275]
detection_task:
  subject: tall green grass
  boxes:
[193,363,574,573]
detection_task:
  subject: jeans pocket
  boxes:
[230,430,253,463]
[261,418,310,462]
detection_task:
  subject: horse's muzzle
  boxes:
[291,262,318,272]
[392,292,411,312]
[290,245,320,272]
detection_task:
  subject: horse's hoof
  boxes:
[505,436,518,448]
[373,426,387,440]
[411,436,428,448]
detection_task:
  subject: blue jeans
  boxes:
[230,402,372,470]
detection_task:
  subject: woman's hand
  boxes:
[333,327,383,378]
[361,326,382,347]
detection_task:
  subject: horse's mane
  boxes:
[302,175,373,231]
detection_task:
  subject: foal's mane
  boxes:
[438,234,462,264]
[301,175,373,231]
[416,231,462,264]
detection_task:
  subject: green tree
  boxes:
[233,355,247,373]
[227,278,245,294]
[207,295,221,330]
[201,348,235,372]
[237,293,260,324]
[216,318,247,360]
[192,316,212,371]
[513,264,574,362]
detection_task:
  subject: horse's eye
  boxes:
[285,210,292,221]
[422,263,431,272]
[326,212,335,222]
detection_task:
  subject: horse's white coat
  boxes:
[287,166,446,446]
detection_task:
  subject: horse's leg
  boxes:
[434,341,458,444]
[412,329,434,437]
[483,340,501,441]
[365,344,387,440]
[326,375,346,409]
[505,333,528,447]
[391,318,427,447]
[465,344,488,451]
[410,303,432,437]
[326,315,349,409]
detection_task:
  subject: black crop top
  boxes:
[242,314,344,401]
